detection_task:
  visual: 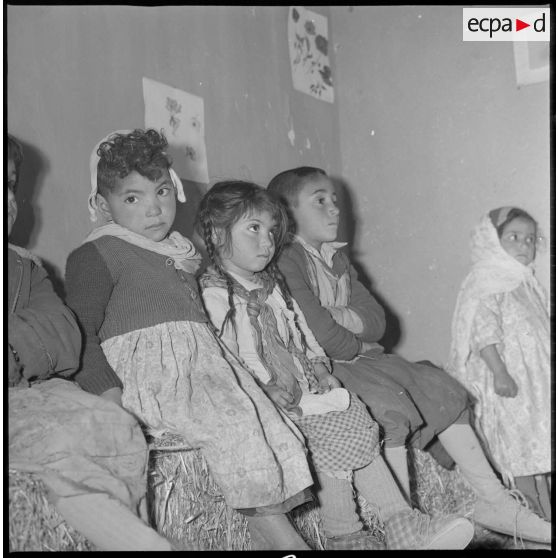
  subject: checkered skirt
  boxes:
[293,392,380,472]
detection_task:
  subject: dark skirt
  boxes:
[333,351,470,450]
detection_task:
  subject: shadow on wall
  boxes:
[331,176,402,353]
[9,140,66,299]
[10,139,47,250]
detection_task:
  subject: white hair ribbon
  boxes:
[88,130,186,223]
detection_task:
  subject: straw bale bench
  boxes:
[8,469,95,552]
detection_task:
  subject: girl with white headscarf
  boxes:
[447,207,551,520]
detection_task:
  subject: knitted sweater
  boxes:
[278,241,386,361]
[8,247,81,383]
[65,236,208,395]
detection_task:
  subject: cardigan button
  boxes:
[165,258,174,266]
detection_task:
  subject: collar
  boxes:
[293,234,347,268]
[83,223,202,274]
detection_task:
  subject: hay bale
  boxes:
[147,433,250,550]
[147,433,385,550]
[411,448,476,518]
[8,469,95,552]
[410,448,543,549]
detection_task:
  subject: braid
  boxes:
[217,271,234,336]
[269,262,311,354]
[197,207,236,337]
[201,213,217,266]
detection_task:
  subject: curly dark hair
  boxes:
[96,129,172,196]
[196,180,308,338]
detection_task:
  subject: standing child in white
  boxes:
[448,207,551,521]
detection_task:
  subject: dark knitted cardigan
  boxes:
[65,235,207,395]
[277,241,386,361]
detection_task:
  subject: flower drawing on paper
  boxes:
[290,6,333,100]
[185,145,197,161]
[166,97,182,135]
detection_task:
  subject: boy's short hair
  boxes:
[96,129,172,196]
[267,166,327,209]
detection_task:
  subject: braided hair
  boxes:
[196,180,311,349]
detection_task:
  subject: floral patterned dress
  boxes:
[448,213,550,480]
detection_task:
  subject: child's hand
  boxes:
[262,383,301,415]
[317,374,342,393]
[493,370,518,398]
[313,362,342,393]
[360,341,377,354]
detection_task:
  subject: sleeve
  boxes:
[470,294,504,355]
[8,263,81,381]
[325,305,365,334]
[201,286,272,384]
[278,247,362,361]
[65,242,123,395]
[346,263,387,343]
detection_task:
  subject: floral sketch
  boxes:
[288,6,334,103]
[143,77,209,183]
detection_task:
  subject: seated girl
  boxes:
[197,180,474,551]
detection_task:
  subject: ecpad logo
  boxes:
[463,8,549,41]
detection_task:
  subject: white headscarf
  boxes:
[87,129,186,223]
[447,210,548,375]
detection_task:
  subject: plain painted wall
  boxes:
[7,5,340,290]
[7,6,550,366]
[331,5,550,364]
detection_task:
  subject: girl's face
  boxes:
[219,209,277,280]
[290,175,340,250]
[6,158,18,237]
[98,170,176,242]
[499,217,536,265]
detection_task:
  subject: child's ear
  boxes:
[96,194,114,222]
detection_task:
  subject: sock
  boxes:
[245,514,309,550]
[384,445,411,502]
[438,423,504,501]
[353,456,409,522]
[53,493,174,551]
[314,471,362,538]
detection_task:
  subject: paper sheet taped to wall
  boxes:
[288,6,334,103]
[143,77,209,183]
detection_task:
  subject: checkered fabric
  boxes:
[326,529,386,550]
[293,393,380,472]
[384,509,470,550]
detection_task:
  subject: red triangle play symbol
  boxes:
[516,18,530,31]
